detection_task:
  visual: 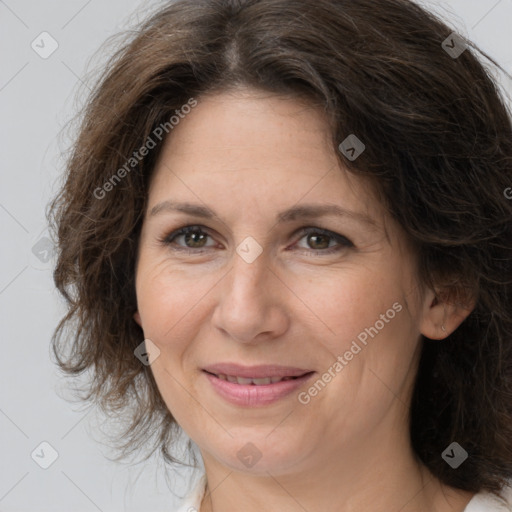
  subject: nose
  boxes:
[211,246,290,344]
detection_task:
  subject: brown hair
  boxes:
[48,0,512,500]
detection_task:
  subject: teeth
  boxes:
[215,373,297,385]
[250,377,272,385]
[236,376,255,385]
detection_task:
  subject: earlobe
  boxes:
[419,287,475,340]
[133,311,142,327]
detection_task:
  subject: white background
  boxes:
[1,0,511,510]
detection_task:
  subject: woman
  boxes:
[49,0,512,510]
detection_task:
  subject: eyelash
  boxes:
[159,225,354,255]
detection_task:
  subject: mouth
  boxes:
[201,363,315,406]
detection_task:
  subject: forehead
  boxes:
[147,89,387,230]
[155,89,364,191]
[159,89,335,171]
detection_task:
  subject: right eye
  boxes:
[160,225,218,252]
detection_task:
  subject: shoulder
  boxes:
[171,474,512,512]
[173,472,207,512]
[464,481,512,512]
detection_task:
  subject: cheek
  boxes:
[296,268,418,404]
[135,256,214,342]
[135,262,211,416]
[292,266,405,352]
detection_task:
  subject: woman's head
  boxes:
[49,0,512,499]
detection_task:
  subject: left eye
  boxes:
[293,227,353,254]
[161,225,353,254]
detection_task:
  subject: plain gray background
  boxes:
[1,0,511,510]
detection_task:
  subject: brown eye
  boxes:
[306,233,331,250]
[182,229,208,248]
[295,227,353,254]
[163,226,215,250]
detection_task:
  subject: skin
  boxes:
[133,87,475,512]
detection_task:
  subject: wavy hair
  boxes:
[48,0,512,500]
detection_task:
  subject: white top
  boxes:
[174,472,512,512]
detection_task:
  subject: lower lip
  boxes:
[203,371,315,407]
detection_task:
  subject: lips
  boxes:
[202,363,315,406]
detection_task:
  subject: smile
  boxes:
[202,365,315,406]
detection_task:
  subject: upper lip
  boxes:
[202,363,313,379]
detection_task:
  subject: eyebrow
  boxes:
[149,200,378,228]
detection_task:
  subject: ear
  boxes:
[133,311,142,327]
[419,286,475,340]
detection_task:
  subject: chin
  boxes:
[203,434,310,476]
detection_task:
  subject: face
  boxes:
[134,88,431,478]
